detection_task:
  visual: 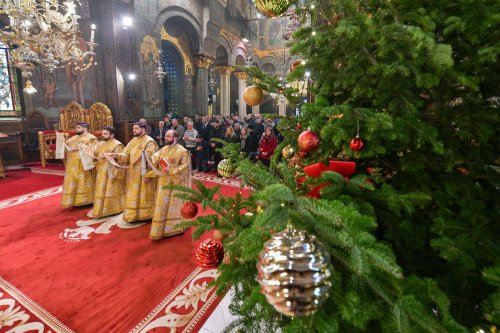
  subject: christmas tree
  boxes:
[171,0,500,331]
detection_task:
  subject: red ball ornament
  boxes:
[180,201,198,219]
[298,129,320,153]
[195,239,224,268]
[349,136,365,151]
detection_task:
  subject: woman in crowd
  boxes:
[224,126,240,144]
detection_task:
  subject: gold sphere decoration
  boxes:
[217,159,235,178]
[243,85,264,106]
[253,0,292,18]
[282,145,295,159]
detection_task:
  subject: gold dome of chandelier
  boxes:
[252,0,292,18]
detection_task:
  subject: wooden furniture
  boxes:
[0,132,24,174]
[38,102,113,167]
[87,102,113,133]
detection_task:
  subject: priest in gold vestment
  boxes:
[61,122,98,208]
[85,126,126,218]
[149,129,191,240]
[112,123,158,223]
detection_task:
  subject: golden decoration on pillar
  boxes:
[243,85,264,106]
[194,55,214,69]
[215,65,234,75]
[252,0,292,18]
[139,35,159,62]
[234,71,248,80]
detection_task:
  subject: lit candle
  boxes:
[90,24,96,42]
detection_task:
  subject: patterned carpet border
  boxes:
[192,173,250,189]
[0,186,62,210]
[130,268,221,333]
[0,276,75,333]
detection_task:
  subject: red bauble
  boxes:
[349,136,365,151]
[180,201,198,219]
[195,239,224,268]
[298,130,320,153]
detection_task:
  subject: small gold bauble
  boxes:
[282,145,295,159]
[243,85,264,106]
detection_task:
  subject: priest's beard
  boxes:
[102,137,111,141]
[165,140,176,146]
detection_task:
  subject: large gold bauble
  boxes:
[217,159,235,178]
[243,85,264,106]
[253,0,291,18]
[257,227,332,317]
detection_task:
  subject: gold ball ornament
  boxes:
[243,85,264,106]
[217,159,235,178]
[257,227,332,317]
[281,145,295,159]
[252,0,292,17]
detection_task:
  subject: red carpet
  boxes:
[0,178,247,333]
[0,168,63,200]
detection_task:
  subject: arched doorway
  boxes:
[161,41,184,117]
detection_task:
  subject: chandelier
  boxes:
[0,0,97,92]
[153,50,166,83]
[208,66,216,91]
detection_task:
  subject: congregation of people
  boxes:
[58,113,282,242]
[150,113,283,170]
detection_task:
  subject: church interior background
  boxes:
[0,0,293,168]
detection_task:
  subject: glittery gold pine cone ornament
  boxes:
[257,227,332,317]
[252,0,291,18]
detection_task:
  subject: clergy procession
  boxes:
[60,121,190,241]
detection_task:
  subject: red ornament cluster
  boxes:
[180,201,198,219]
[298,129,320,153]
[349,136,365,151]
[195,239,224,268]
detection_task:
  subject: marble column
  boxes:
[252,104,260,115]
[234,72,247,118]
[194,55,213,115]
[216,66,234,117]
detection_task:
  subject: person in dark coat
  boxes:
[199,115,212,142]
[253,118,265,139]
[209,118,225,168]
[195,134,209,172]
[153,120,168,147]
